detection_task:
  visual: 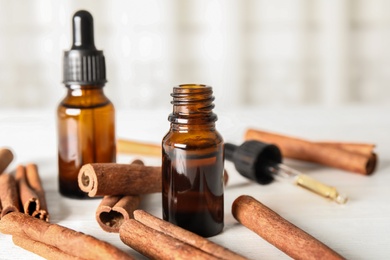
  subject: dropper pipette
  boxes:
[225,141,348,204]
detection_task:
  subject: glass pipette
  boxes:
[269,163,347,204]
[225,141,348,204]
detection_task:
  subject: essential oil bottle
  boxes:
[57,10,116,198]
[162,84,224,237]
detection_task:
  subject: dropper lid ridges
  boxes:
[63,10,107,85]
[225,141,282,185]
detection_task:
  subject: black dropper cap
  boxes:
[63,10,107,85]
[225,140,282,185]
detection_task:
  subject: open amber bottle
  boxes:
[162,84,224,237]
[57,10,116,198]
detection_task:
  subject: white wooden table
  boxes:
[1,106,389,259]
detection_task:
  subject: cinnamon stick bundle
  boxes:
[15,164,49,222]
[0,148,14,174]
[120,219,217,260]
[0,173,20,218]
[0,212,134,260]
[97,195,140,233]
[96,160,144,233]
[245,128,377,175]
[232,195,344,260]
[132,209,248,260]
[120,210,247,260]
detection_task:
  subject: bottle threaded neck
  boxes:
[168,84,217,125]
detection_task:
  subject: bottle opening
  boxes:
[176,84,208,89]
[169,84,217,124]
[171,85,214,102]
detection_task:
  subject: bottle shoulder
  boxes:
[162,129,223,148]
[58,99,113,109]
[58,87,114,109]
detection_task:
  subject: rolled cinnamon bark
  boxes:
[12,236,80,260]
[119,218,218,260]
[0,174,20,218]
[245,128,376,175]
[78,163,161,197]
[117,139,161,157]
[0,148,13,174]
[133,210,247,260]
[26,163,49,222]
[97,195,140,233]
[15,165,39,215]
[0,212,134,260]
[232,195,344,260]
[15,164,49,222]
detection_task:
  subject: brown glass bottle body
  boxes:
[162,84,224,237]
[57,85,116,198]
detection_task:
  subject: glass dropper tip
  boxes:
[334,193,348,204]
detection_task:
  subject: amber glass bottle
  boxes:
[57,10,116,198]
[162,84,224,237]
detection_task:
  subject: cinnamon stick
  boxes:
[133,209,247,260]
[15,164,49,222]
[119,218,218,260]
[0,212,134,260]
[79,163,230,198]
[245,128,377,175]
[232,195,344,260]
[0,173,20,218]
[117,139,161,157]
[12,236,81,260]
[26,163,49,221]
[15,165,38,215]
[315,141,375,157]
[78,163,161,197]
[0,148,13,174]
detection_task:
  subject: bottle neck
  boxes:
[168,84,217,130]
[66,84,104,90]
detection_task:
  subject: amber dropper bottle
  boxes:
[57,10,116,199]
[162,84,224,237]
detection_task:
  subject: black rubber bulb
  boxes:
[225,140,282,185]
[72,10,96,50]
[63,10,106,85]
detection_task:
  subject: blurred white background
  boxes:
[0,0,389,110]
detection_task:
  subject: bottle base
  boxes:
[164,212,224,237]
[59,186,93,200]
